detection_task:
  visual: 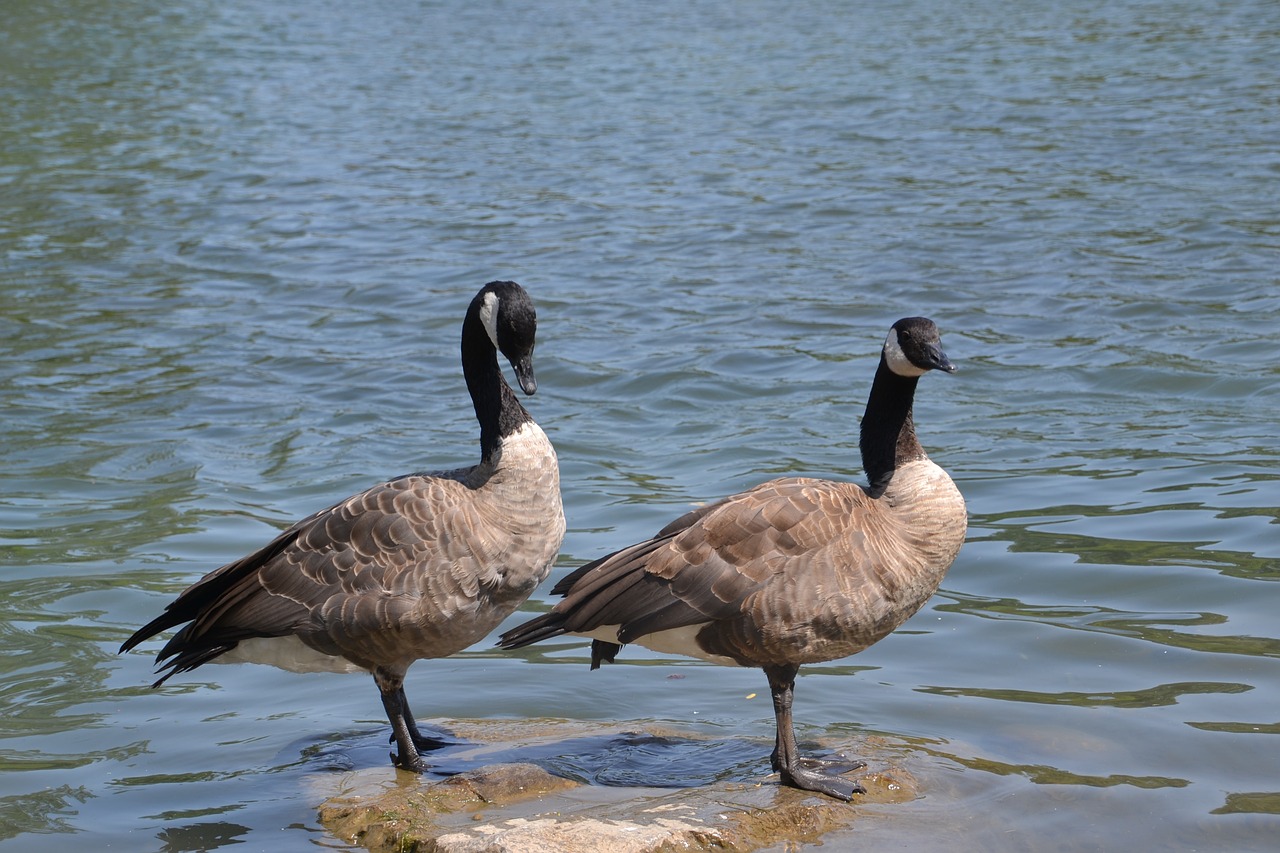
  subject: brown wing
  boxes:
[122,470,501,680]
[502,477,884,664]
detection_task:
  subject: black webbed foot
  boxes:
[390,749,429,774]
[796,755,867,777]
[770,751,867,798]
[781,765,867,801]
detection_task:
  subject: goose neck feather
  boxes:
[859,359,924,497]
[876,457,967,568]
[465,419,566,573]
[461,308,533,463]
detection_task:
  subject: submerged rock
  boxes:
[316,720,917,853]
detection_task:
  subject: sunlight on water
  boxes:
[2,0,1279,850]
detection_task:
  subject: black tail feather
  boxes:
[119,608,185,655]
[589,640,621,670]
[148,643,238,687]
[497,611,569,649]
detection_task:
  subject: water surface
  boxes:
[2,1,1278,850]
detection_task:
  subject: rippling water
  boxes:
[2,0,1278,850]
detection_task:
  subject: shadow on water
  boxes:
[492,732,767,789]
[307,725,770,789]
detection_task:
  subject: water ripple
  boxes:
[2,0,1279,850]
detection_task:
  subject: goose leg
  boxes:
[770,728,862,776]
[764,665,865,801]
[375,669,428,773]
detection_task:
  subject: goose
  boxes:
[120,280,566,773]
[499,316,965,800]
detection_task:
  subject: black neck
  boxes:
[461,310,531,462]
[858,359,925,497]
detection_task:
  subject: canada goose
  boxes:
[121,280,566,773]
[499,316,965,800]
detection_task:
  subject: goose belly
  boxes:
[219,635,367,674]
[222,594,527,675]
[580,624,743,668]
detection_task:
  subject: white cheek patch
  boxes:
[479,291,501,349]
[883,329,928,377]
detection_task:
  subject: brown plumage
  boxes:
[121,281,565,773]
[500,316,965,800]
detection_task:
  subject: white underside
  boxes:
[581,624,742,667]
[218,635,367,675]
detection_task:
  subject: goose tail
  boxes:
[499,614,625,671]
[497,611,568,650]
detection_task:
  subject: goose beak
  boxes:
[928,346,957,374]
[512,357,538,395]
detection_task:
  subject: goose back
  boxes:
[501,315,966,670]
[537,462,963,669]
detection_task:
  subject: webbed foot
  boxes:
[781,765,867,801]
[390,749,429,774]
[796,755,867,777]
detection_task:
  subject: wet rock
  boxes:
[430,808,720,853]
[320,762,579,852]
[316,720,918,853]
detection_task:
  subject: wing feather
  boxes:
[501,477,884,665]
[123,468,535,679]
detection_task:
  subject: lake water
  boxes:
[2,0,1278,849]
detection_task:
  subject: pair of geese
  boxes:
[120,281,966,801]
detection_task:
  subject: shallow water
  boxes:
[2,0,1279,850]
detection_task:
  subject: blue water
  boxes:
[2,0,1278,850]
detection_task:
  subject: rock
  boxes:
[316,720,918,853]
[431,813,718,853]
[319,762,580,852]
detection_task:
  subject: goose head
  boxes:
[882,317,956,378]
[474,280,540,395]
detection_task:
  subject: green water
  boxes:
[2,0,1278,850]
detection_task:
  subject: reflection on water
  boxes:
[937,750,1191,791]
[0,786,92,839]
[1188,721,1280,735]
[155,823,251,853]
[1215,793,1280,817]
[3,0,1280,850]
[919,680,1253,710]
[938,591,1280,659]
[986,503,1280,583]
